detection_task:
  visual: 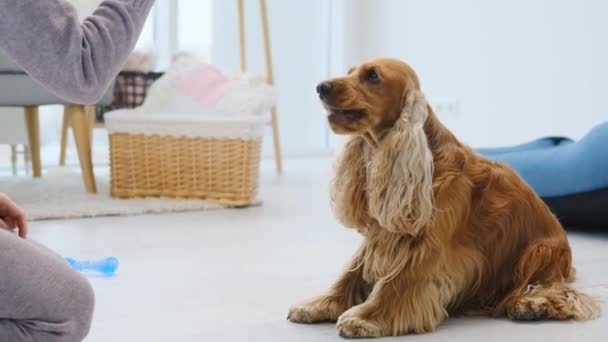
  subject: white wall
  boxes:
[69,0,102,16]
[212,0,332,158]
[344,0,608,147]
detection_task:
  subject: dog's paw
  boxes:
[509,296,550,321]
[288,299,340,324]
[336,310,382,338]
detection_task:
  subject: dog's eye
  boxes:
[366,70,380,84]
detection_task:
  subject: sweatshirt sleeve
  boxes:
[0,0,155,104]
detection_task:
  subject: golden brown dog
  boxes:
[287,58,600,338]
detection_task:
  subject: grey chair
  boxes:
[0,52,113,193]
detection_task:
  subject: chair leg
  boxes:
[86,105,96,144]
[60,106,96,166]
[66,105,97,193]
[59,108,70,166]
[24,106,42,177]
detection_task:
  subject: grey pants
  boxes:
[0,229,94,342]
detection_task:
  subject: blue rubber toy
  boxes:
[65,257,119,276]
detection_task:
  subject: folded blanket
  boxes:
[137,56,275,116]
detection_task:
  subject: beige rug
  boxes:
[1,168,226,221]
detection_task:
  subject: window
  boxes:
[149,1,214,69]
[135,5,156,49]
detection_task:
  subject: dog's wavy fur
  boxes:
[288,58,600,338]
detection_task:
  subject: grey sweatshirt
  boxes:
[0,0,155,104]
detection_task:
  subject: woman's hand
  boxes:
[0,193,28,238]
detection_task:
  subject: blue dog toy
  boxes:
[65,257,119,276]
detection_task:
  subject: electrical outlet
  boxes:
[432,100,461,119]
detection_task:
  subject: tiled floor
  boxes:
[27,159,608,342]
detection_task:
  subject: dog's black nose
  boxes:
[316,82,332,99]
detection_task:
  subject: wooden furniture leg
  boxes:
[260,0,283,173]
[65,105,97,193]
[237,0,248,73]
[24,106,42,177]
[268,108,282,172]
[60,105,96,165]
[59,108,70,166]
[86,105,96,143]
[237,0,283,173]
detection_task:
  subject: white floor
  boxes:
[28,159,608,342]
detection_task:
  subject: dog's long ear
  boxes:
[367,90,435,236]
[331,136,371,234]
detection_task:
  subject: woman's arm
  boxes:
[0,0,154,104]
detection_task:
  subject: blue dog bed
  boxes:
[477,123,608,228]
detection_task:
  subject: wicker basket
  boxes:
[105,111,264,206]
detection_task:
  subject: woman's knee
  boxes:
[32,246,96,340]
[46,267,95,342]
[64,273,95,341]
[0,233,96,341]
[6,273,95,342]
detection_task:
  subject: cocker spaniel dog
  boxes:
[288,58,600,338]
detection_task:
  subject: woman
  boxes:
[0,1,154,341]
